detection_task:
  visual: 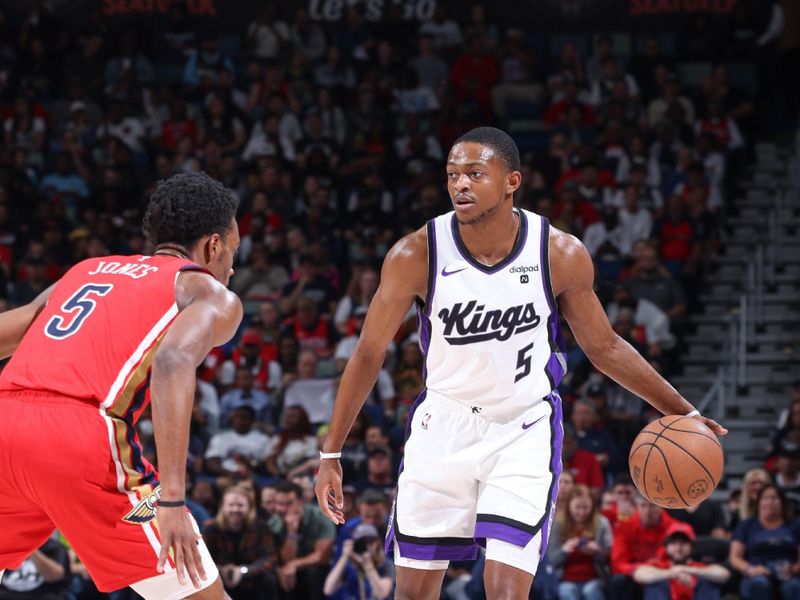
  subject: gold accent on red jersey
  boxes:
[122,485,161,524]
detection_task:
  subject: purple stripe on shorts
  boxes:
[396,540,479,562]
[474,521,533,547]
[539,392,564,558]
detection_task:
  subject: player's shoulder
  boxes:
[548,224,588,262]
[175,270,241,313]
[384,224,428,267]
[380,225,429,295]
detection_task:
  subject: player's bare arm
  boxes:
[0,285,55,359]
[315,226,428,524]
[150,271,243,587]
[550,227,726,436]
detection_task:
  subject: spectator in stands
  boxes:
[624,242,687,326]
[633,530,730,600]
[732,468,773,532]
[280,254,338,317]
[0,535,69,600]
[334,265,378,335]
[204,485,278,600]
[449,34,499,121]
[656,195,694,277]
[265,406,317,478]
[245,5,289,63]
[586,35,615,86]
[269,481,336,600]
[549,484,612,600]
[281,296,338,359]
[602,474,638,530]
[772,440,800,514]
[218,332,282,393]
[611,494,695,599]
[491,29,543,123]
[571,399,622,482]
[729,484,800,600]
[563,423,605,500]
[282,349,337,427]
[323,523,394,600]
[219,366,274,428]
[647,74,695,130]
[230,242,289,301]
[204,406,273,482]
[557,470,577,516]
[418,5,463,53]
[669,498,728,540]
[355,446,395,498]
[616,184,654,252]
[768,398,800,462]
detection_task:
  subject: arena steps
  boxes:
[676,139,799,486]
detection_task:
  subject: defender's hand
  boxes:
[156,506,206,588]
[314,459,344,525]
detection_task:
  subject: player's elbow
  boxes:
[152,346,197,375]
[584,332,621,366]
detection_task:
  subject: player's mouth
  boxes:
[454,194,475,208]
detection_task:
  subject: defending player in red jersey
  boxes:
[0,172,242,599]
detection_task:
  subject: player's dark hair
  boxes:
[143,172,238,248]
[453,127,521,172]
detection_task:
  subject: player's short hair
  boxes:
[143,172,238,248]
[453,127,521,173]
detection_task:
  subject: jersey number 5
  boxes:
[45,283,114,340]
[515,342,534,383]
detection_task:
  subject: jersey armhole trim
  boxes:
[539,217,557,312]
[420,219,437,317]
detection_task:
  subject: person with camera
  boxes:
[323,523,394,600]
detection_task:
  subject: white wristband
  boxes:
[685,410,700,418]
[319,451,342,460]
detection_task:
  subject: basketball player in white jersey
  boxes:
[315,127,726,599]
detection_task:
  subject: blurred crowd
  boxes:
[1,1,799,599]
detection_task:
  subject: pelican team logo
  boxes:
[122,486,161,524]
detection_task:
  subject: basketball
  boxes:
[628,415,724,509]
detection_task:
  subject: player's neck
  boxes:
[457,207,520,267]
[154,243,191,261]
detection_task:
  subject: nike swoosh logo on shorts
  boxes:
[441,266,468,277]
[522,415,546,430]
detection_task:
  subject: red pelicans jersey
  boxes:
[0,254,206,486]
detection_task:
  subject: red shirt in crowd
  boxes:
[647,558,707,600]
[611,512,694,576]
[565,449,605,492]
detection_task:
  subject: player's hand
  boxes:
[314,459,344,525]
[156,505,206,589]
[692,414,728,436]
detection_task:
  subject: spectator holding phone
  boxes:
[549,484,612,600]
[323,523,394,600]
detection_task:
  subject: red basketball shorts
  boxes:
[0,391,176,592]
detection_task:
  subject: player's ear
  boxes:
[204,233,221,262]
[507,170,522,195]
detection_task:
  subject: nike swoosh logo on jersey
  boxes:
[441,266,468,277]
[522,415,546,430]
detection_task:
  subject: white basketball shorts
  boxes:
[385,389,563,572]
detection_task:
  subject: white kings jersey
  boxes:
[416,208,566,412]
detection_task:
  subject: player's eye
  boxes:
[471,171,483,178]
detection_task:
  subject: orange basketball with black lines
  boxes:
[628,415,724,509]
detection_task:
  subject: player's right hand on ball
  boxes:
[314,459,345,525]
[157,505,206,588]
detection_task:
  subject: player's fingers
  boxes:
[182,540,201,589]
[157,540,169,573]
[327,489,344,524]
[174,544,186,586]
[317,483,341,524]
[332,481,344,510]
[705,417,728,435]
[191,536,207,581]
